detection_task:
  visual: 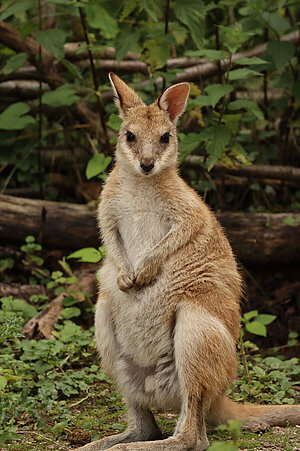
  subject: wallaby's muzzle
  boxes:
[140,161,154,174]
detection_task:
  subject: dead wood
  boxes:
[185,157,300,183]
[0,283,50,300]
[0,194,100,249]
[22,272,96,339]
[1,194,300,264]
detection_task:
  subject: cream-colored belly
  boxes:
[118,209,170,270]
[99,187,173,373]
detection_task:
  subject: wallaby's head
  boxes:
[109,73,190,176]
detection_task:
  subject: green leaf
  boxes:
[235,56,269,65]
[228,99,263,120]
[68,247,104,263]
[0,102,35,130]
[261,12,290,36]
[86,153,112,179]
[186,49,227,60]
[174,0,206,49]
[256,314,276,325]
[202,125,231,171]
[107,113,122,131]
[178,133,201,162]
[266,40,295,73]
[85,4,119,39]
[0,258,14,272]
[243,310,258,321]
[170,22,188,46]
[228,68,262,80]
[283,217,296,226]
[115,29,141,62]
[61,59,83,80]
[143,37,170,70]
[246,321,267,337]
[142,0,157,21]
[222,114,241,136]
[36,29,67,60]
[42,85,79,107]
[2,53,28,74]
[204,84,233,108]
[0,0,34,21]
[62,307,81,319]
[1,297,37,321]
[0,375,7,390]
[62,296,79,307]
[120,0,139,21]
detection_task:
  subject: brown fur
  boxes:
[76,74,300,451]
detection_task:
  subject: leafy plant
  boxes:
[21,235,44,267]
[241,310,276,337]
[68,246,106,263]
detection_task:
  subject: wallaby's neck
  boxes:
[116,162,178,188]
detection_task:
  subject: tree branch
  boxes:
[186,157,300,183]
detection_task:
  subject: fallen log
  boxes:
[0,194,99,249]
[1,194,300,264]
[22,272,96,339]
[185,157,300,183]
[0,282,51,300]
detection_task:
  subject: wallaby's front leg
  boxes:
[74,404,162,451]
[99,202,135,292]
[135,189,209,289]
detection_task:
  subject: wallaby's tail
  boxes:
[208,396,300,430]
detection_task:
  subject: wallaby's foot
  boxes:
[117,267,135,292]
[74,428,162,451]
[108,434,209,450]
[74,406,162,451]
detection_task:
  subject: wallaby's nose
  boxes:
[140,161,154,173]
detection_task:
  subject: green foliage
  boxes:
[2,53,28,74]
[208,420,242,450]
[21,235,44,267]
[242,310,276,337]
[68,246,106,263]
[86,153,112,180]
[0,0,299,212]
[42,84,79,107]
[0,296,37,323]
[36,29,68,60]
[174,0,206,49]
[229,353,300,406]
[266,40,295,72]
[0,103,35,130]
[0,0,34,21]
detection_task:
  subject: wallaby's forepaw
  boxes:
[134,260,158,289]
[117,267,135,292]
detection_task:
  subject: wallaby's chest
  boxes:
[114,180,170,269]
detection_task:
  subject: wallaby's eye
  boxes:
[126,131,136,142]
[160,133,170,144]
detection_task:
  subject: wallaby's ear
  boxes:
[109,72,144,117]
[158,82,190,123]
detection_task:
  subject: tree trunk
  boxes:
[1,194,300,264]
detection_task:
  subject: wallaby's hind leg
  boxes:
[74,404,162,450]
[102,395,208,451]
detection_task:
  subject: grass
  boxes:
[1,374,299,451]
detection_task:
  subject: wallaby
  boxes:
[76,73,300,451]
